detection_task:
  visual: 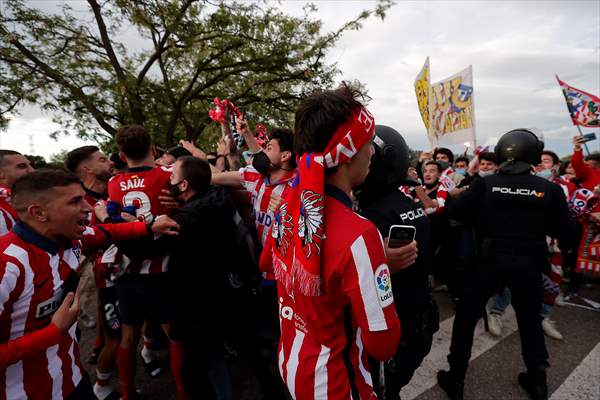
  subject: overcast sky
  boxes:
[1,0,599,159]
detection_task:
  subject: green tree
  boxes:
[0,0,392,149]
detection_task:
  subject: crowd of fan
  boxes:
[0,82,598,400]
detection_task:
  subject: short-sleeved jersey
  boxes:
[239,166,296,247]
[0,186,17,236]
[108,166,172,224]
[273,186,399,400]
[108,165,172,274]
[0,221,147,399]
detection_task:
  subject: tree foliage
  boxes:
[0,0,392,149]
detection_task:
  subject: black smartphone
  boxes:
[387,225,416,248]
[581,133,597,143]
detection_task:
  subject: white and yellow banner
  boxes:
[428,65,476,147]
[414,57,430,131]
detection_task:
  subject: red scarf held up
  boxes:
[271,107,375,297]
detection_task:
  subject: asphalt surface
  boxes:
[79,282,600,400]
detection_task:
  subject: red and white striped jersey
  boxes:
[83,191,114,289]
[239,166,296,247]
[0,221,148,399]
[552,177,576,202]
[108,165,172,274]
[0,186,17,236]
[272,187,400,400]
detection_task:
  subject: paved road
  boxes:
[79,283,600,400]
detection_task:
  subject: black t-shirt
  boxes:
[360,190,432,311]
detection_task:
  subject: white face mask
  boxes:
[479,170,495,178]
[535,168,554,180]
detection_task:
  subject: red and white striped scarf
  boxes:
[271,107,375,296]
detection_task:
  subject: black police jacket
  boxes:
[118,186,238,311]
[360,189,432,311]
[447,172,578,265]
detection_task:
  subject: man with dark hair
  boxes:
[115,124,153,162]
[434,147,455,165]
[261,83,401,399]
[434,147,464,189]
[65,145,122,399]
[478,152,498,175]
[210,124,297,245]
[156,146,192,166]
[0,169,177,400]
[0,150,34,234]
[119,156,284,398]
[454,156,469,176]
[108,124,182,399]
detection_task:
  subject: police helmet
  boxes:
[495,129,544,166]
[367,125,410,188]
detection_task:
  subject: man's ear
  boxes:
[180,179,189,192]
[28,204,48,222]
[281,151,292,164]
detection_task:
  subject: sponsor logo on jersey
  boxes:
[36,290,64,319]
[278,297,308,333]
[375,264,394,307]
[491,186,545,198]
[400,207,426,222]
[256,211,272,227]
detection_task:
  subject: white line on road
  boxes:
[401,307,518,400]
[550,341,600,400]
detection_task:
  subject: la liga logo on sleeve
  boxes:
[375,264,394,307]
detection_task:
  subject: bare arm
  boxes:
[237,115,262,154]
[413,186,438,211]
[211,170,243,187]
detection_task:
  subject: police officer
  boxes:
[356,125,439,400]
[437,129,578,400]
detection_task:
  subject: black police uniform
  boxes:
[357,125,439,400]
[443,169,577,387]
[361,189,438,399]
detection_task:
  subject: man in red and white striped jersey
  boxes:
[108,124,183,400]
[0,169,178,400]
[261,83,401,399]
[65,145,123,400]
[211,126,297,248]
[0,150,34,235]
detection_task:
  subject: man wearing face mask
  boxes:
[118,156,285,399]
[211,128,297,247]
[536,150,576,199]
[434,147,464,190]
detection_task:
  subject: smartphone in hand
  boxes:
[387,225,416,248]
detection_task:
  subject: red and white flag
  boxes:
[556,75,600,127]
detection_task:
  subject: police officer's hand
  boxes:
[384,239,418,273]
[51,286,81,335]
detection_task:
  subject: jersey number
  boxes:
[104,301,119,321]
[122,191,154,223]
